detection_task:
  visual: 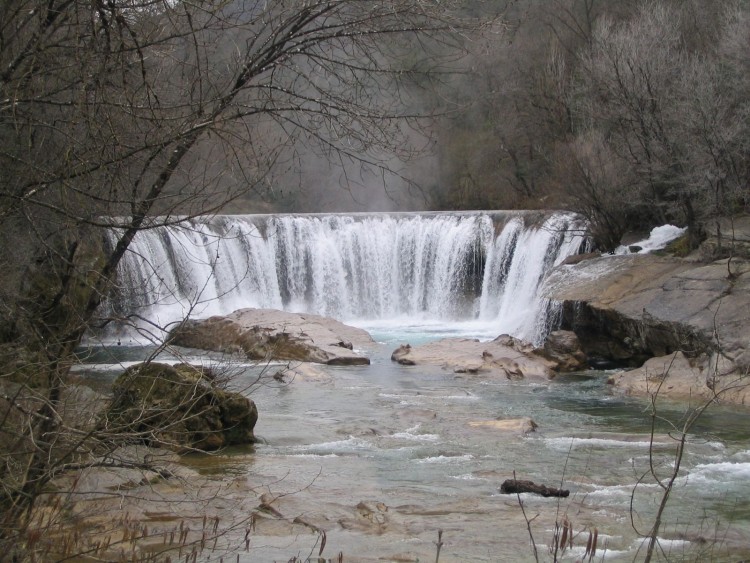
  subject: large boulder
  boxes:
[102,363,258,452]
[170,308,372,366]
[607,351,750,405]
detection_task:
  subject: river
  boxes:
[80,211,750,561]
[78,326,750,562]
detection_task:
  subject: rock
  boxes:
[169,308,372,365]
[54,446,192,496]
[608,351,750,404]
[337,501,391,535]
[545,252,750,402]
[389,337,556,380]
[536,330,588,372]
[391,344,415,365]
[607,352,705,398]
[275,362,331,383]
[468,417,538,434]
[102,362,258,452]
[499,479,570,498]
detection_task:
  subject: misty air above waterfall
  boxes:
[107,211,585,344]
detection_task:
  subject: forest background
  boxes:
[262,0,750,255]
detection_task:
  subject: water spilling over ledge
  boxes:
[104,210,586,344]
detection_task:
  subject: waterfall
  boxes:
[105,211,585,344]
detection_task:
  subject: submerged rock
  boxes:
[169,308,373,365]
[468,417,538,434]
[102,362,258,452]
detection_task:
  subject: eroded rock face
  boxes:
[169,308,373,365]
[102,363,258,452]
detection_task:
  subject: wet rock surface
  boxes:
[467,417,538,434]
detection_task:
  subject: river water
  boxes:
[85,212,750,561]
[78,326,750,562]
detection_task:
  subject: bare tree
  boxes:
[566,1,750,249]
[0,0,489,556]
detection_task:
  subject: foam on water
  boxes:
[389,431,440,442]
[682,461,750,486]
[542,436,674,451]
[416,454,474,464]
[292,436,374,456]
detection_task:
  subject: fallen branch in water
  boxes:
[499,479,570,498]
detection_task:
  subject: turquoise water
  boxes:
[75,338,750,562]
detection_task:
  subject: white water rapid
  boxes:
[107,211,585,344]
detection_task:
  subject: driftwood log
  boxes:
[499,479,569,498]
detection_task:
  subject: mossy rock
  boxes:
[103,363,257,453]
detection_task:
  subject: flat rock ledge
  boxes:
[170,308,373,365]
[390,331,587,380]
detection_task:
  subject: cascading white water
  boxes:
[478,213,586,339]
[106,211,585,344]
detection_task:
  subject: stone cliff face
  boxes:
[545,253,750,403]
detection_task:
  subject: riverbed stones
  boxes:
[169,308,373,365]
[103,362,258,452]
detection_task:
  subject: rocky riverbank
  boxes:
[545,251,750,404]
